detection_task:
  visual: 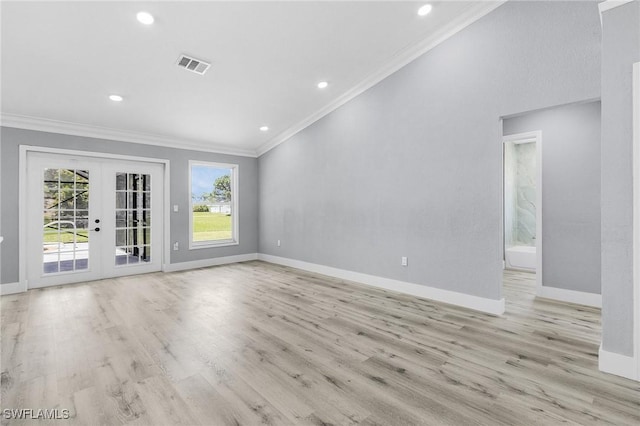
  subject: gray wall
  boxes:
[0,127,259,285]
[504,101,602,294]
[600,1,640,357]
[258,1,601,301]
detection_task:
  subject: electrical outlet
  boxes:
[401,256,408,266]
[173,205,179,212]
[277,239,281,247]
[173,242,179,251]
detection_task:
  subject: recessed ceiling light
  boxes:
[136,11,154,25]
[109,94,123,102]
[418,4,432,16]
[317,81,329,89]
[260,126,269,132]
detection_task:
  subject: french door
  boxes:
[26,152,164,288]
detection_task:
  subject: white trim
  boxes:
[19,147,27,296]
[2,254,259,293]
[598,0,634,26]
[537,286,602,308]
[1,113,257,158]
[258,254,505,316]
[19,145,170,167]
[598,0,634,14]
[2,2,505,159]
[255,1,506,157]
[503,131,543,294]
[505,265,535,274]
[0,282,27,296]
[164,253,257,272]
[19,145,171,289]
[188,160,239,250]
[509,137,537,145]
[633,62,640,380]
[190,240,239,249]
[599,344,639,381]
[163,161,172,275]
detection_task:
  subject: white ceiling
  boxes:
[1,1,502,156]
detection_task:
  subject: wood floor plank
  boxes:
[2,262,639,425]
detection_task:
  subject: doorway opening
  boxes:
[502,100,602,308]
[23,149,166,289]
[502,131,542,291]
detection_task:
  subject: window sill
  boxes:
[189,240,239,250]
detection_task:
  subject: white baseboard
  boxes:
[257,254,505,316]
[599,344,639,381]
[164,253,258,272]
[537,286,602,308]
[0,281,26,296]
[1,254,258,294]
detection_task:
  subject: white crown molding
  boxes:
[3,2,507,159]
[258,253,505,316]
[598,0,634,15]
[256,0,507,157]
[598,0,635,26]
[2,2,506,159]
[0,113,258,158]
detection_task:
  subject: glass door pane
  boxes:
[29,153,163,289]
[114,172,152,266]
[42,168,90,274]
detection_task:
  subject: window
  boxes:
[189,161,238,248]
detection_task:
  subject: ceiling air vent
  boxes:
[176,54,211,75]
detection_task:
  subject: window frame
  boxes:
[188,160,239,249]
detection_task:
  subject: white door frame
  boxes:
[101,160,164,279]
[18,145,171,292]
[502,131,543,293]
[633,61,640,380]
[26,153,104,287]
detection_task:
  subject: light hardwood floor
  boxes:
[1,262,639,425]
